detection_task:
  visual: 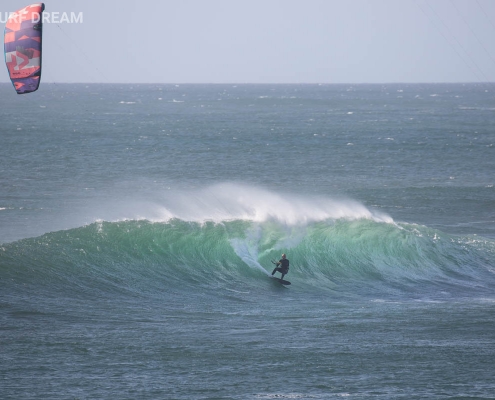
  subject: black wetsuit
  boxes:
[272,258,289,279]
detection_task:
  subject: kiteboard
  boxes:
[270,276,291,285]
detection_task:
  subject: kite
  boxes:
[4,3,45,94]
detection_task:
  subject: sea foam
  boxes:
[148,183,394,226]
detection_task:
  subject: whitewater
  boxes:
[1,83,494,399]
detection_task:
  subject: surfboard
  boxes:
[271,276,291,285]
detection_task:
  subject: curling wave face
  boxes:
[2,185,494,302]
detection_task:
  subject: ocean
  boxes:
[1,83,494,399]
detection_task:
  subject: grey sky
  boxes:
[2,0,495,83]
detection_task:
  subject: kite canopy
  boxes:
[4,3,45,94]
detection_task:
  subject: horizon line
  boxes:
[1,81,494,86]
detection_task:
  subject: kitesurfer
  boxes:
[272,254,289,280]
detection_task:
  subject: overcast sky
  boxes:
[2,0,495,84]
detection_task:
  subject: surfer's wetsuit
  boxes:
[272,258,289,280]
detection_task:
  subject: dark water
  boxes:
[1,83,494,399]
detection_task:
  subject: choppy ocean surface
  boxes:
[1,83,494,399]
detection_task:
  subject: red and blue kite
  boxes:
[4,3,45,94]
